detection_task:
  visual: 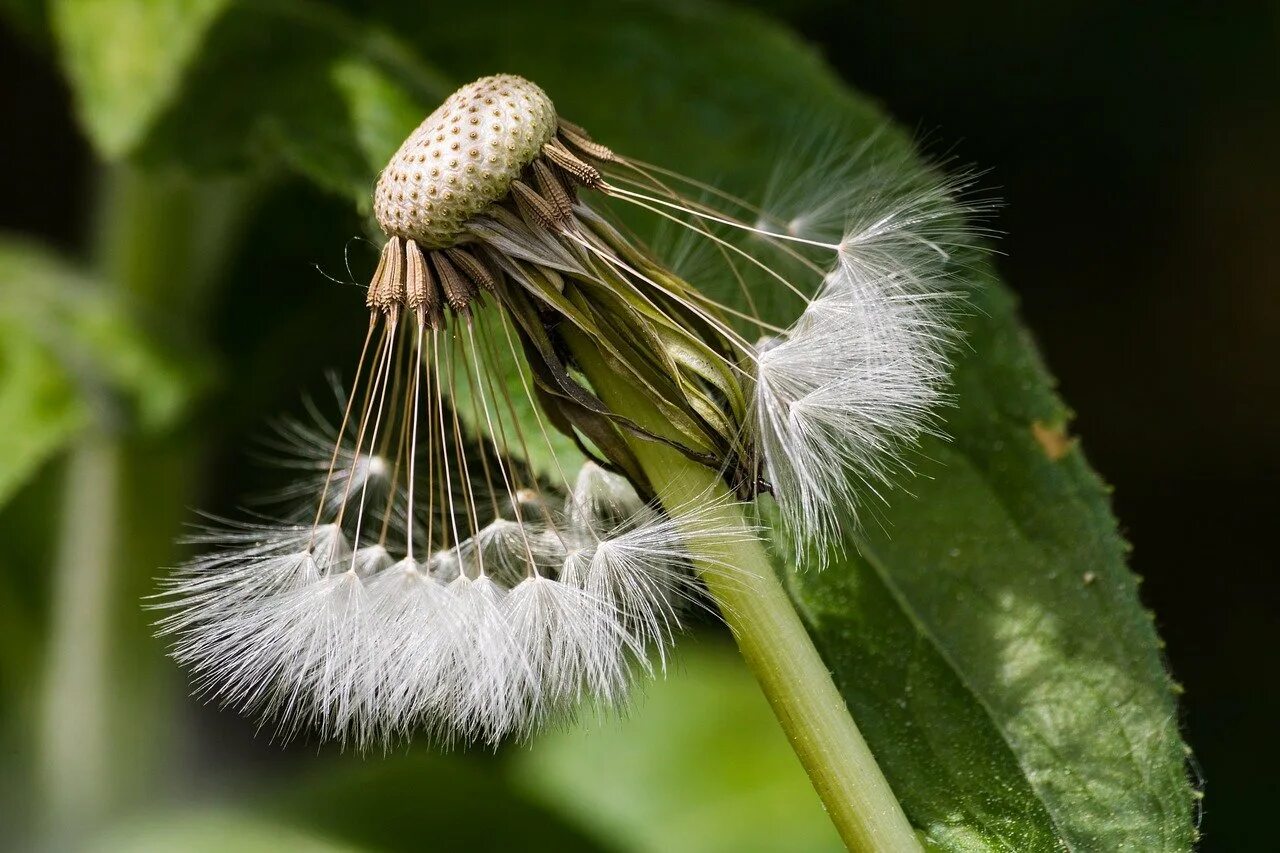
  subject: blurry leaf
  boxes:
[371,2,1192,850]
[50,0,231,158]
[129,1,448,210]
[45,0,450,200]
[90,810,365,853]
[269,752,609,853]
[331,55,426,181]
[513,640,843,853]
[0,0,51,43]
[0,306,83,512]
[132,2,373,199]
[0,236,201,508]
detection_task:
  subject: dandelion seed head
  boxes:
[567,461,645,529]
[157,73,981,748]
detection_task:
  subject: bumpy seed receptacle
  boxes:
[374,75,558,250]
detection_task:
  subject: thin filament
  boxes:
[310,314,377,542]
[405,316,426,559]
[348,314,400,566]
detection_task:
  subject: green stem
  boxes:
[38,436,120,839]
[37,166,249,840]
[570,341,922,853]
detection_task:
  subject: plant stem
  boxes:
[38,436,120,839]
[570,342,922,853]
[37,165,248,840]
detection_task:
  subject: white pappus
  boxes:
[158,462,746,748]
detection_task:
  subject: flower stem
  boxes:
[570,342,922,852]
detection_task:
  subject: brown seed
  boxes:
[557,122,616,162]
[511,180,562,230]
[444,247,499,293]
[531,159,575,220]
[542,139,603,188]
[366,237,405,312]
[431,250,475,312]
[404,239,440,323]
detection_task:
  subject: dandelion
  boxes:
[156,74,976,746]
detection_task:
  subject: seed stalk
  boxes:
[570,333,922,853]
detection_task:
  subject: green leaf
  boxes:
[0,0,51,43]
[131,2,448,210]
[331,55,428,183]
[51,0,231,158]
[809,272,1196,850]
[0,236,200,509]
[371,2,1193,850]
[513,640,843,853]
[75,754,608,851]
[0,302,83,512]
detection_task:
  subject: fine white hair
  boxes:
[155,465,740,748]
[750,148,974,560]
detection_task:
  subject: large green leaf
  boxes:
[42,0,449,196]
[0,237,198,510]
[815,271,1194,850]
[46,0,1193,848]
[132,1,450,208]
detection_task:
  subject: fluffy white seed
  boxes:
[504,575,629,724]
[754,247,957,559]
[364,558,452,743]
[157,474,746,749]
[435,575,527,744]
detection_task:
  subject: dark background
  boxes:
[3,2,1275,849]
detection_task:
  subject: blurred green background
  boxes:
[1,1,1275,850]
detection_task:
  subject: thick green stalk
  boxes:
[570,340,921,853]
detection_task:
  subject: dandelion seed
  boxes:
[156,74,977,747]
